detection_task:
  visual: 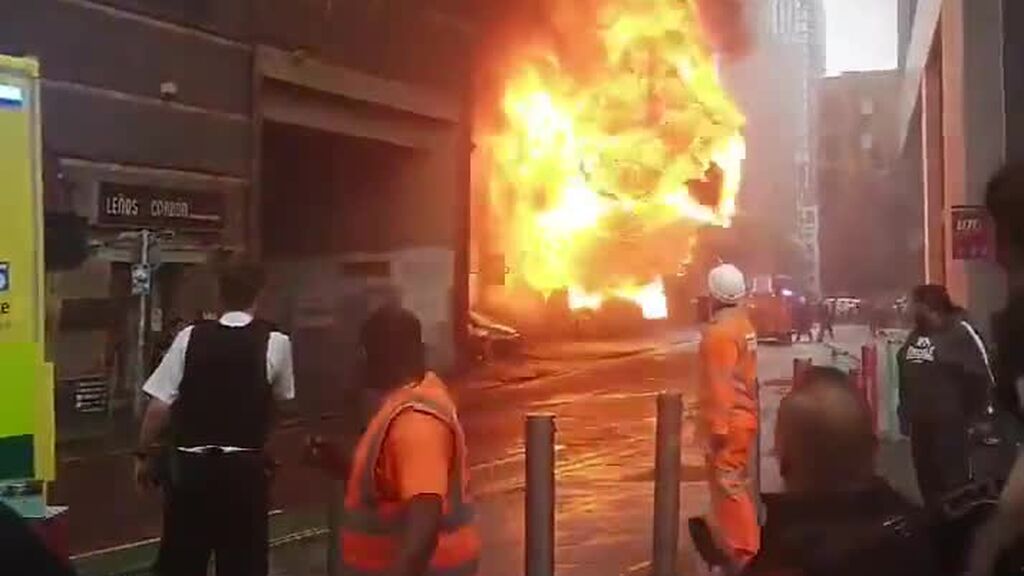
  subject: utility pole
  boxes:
[118,229,171,417]
[133,229,151,417]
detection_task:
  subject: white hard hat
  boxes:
[708,263,746,303]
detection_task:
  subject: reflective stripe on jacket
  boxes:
[341,374,480,576]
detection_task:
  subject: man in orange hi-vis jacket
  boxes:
[699,263,761,565]
[306,305,480,576]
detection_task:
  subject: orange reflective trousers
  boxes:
[699,306,760,564]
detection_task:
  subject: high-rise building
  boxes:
[724,0,826,294]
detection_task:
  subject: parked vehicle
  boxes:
[747,275,797,345]
[468,311,523,360]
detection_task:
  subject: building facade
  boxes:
[2,0,475,553]
[725,0,825,294]
[898,0,1012,336]
[818,71,923,297]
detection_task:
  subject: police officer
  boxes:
[134,263,294,576]
[898,284,991,508]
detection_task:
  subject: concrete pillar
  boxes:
[939,0,1006,335]
[922,43,945,285]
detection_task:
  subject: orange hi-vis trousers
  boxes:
[706,425,760,564]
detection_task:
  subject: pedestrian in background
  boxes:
[308,305,480,576]
[816,300,835,342]
[793,299,814,343]
[897,284,991,509]
[699,264,761,566]
[134,263,295,576]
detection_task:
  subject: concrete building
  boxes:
[897,0,1012,335]
[1,0,475,441]
[724,0,826,294]
[818,70,923,297]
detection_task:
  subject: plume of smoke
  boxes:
[694,0,753,60]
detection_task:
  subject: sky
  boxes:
[822,0,899,76]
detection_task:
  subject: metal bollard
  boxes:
[792,358,812,390]
[327,481,342,576]
[526,414,556,576]
[652,392,683,576]
[861,345,879,433]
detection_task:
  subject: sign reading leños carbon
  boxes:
[98,183,226,232]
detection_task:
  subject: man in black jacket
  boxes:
[898,284,992,508]
[743,367,940,576]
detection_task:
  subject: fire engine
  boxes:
[747,274,797,344]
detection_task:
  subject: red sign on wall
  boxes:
[951,206,993,261]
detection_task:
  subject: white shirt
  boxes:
[143,311,295,406]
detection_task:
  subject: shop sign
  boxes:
[97,183,225,232]
[951,205,993,261]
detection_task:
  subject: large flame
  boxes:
[478,0,745,320]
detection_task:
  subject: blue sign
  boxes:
[0,85,24,108]
[0,263,8,292]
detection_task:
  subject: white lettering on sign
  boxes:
[105,194,140,217]
[956,218,982,232]
[150,199,190,218]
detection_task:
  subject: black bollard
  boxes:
[653,391,683,576]
[526,414,556,576]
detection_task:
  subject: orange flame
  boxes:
[478,0,745,320]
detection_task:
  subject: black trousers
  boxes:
[910,420,972,508]
[154,451,269,576]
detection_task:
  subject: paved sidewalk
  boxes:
[756,325,919,499]
[461,329,700,392]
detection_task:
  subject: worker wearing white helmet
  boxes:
[699,263,760,565]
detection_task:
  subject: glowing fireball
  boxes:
[477,0,746,319]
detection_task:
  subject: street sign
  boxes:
[951,205,993,261]
[97,183,226,232]
[131,263,152,296]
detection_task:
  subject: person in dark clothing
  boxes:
[134,263,295,576]
[816,301,834,342]
[0,501,76,576]
[793,300,813,343]
[967,164,1024,576]
[898,284,992,509]
[741,367,940,576]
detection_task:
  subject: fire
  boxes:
[477,0,746,320]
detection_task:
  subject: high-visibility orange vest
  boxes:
[341,373,481,576]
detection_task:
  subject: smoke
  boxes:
[694,0,753,60]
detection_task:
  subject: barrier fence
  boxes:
[821,331,907,440]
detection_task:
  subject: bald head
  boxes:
[776,367,878,493]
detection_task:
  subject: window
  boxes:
[860,98,875,116]
[860,133,874,151]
